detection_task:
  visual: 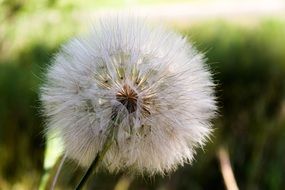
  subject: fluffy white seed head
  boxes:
[41,17,217,175]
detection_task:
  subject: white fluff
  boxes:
[41,17,217,175]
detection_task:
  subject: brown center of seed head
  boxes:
[116,84,138,113]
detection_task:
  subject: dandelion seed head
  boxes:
[41,17,217,175]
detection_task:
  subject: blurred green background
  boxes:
[1,0,285,189]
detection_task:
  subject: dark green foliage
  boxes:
[0,44,57,187]
[185,21,285,190]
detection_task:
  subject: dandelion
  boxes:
[40,17,216,185]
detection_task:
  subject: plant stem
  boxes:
[50,154,66,190]
[74,154,100,190]
[75,128,115,190]
[217,146,239,190]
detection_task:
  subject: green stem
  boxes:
[75,127,116,190]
